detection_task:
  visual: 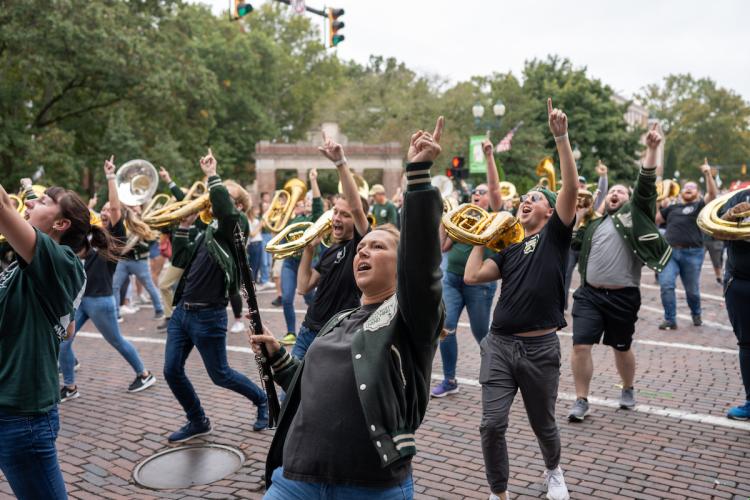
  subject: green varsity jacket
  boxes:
[574,165,672,284]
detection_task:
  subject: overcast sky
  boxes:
[196,0,749,101]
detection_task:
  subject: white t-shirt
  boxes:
[248,219,263,242]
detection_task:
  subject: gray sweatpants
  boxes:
[479,332,561,493]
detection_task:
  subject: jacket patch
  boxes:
[364,294,397,332]
[638,233,660,241]
[617,212,633,228]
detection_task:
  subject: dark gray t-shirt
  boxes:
[283,302,411,487]
[660,199,706,248]
[181,239,227,306]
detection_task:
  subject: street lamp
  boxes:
[473,100,506,133]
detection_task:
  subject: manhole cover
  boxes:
[133,444,245,489]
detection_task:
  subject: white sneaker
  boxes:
[230,320,245,334]
[139,292,151,304]
[120,305,138,315]
[257,282,274,290]
[543,467,570,500]
[489,493,509,500]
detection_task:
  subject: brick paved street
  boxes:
[1,262,748,499]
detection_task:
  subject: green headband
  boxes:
[532,187,557,208]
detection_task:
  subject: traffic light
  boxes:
[232,0,253,19]
[450,156,467,179]
[328,8,345,47]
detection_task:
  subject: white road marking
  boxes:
[433,374,750,432]
[640,283,725,302]
[75,331,747,431]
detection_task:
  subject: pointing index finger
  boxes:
[432,116,444,143]
[547,98,553,115]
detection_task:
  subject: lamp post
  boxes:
[472,100,506,135]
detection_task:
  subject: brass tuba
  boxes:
[265,210,334,259]
[142,181,209,229]
[338,173,369,201]
[442,203,525,252]
[115,159,159,207]
[263,178,307,233]
[656,179,680,202]
[432,175,456,214]
[697,187,750,240]
[536,157,556,190]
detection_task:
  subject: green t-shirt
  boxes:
[0,230,86,414]
[446,242,495,276]
[371,201,399,226]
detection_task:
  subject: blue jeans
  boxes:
[0,406,67,499]
[112,259,164,314]
[164,304,266,422]
[60,295,145,386]
[248,241,264,283]
[281,259,314,334]
[265,467,413,500]
[261,232,273,283]
[438,271,496,381]
[291,324,318,359]
[658,246,704,322]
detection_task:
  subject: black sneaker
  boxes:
[156,318,170,331]
[716,277,723,285]
[168,418,213,443]
[271,296,282,307]
[658,321,678,330]
[60,386,79,403]
[128,372,156,393]
[692,315,703,326]
[154,311,165,320]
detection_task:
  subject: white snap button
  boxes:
[355,354,362,359]
[370,425,376,431]
[383,454,387,461]
[376,441,381,447]
[360,384,366,390]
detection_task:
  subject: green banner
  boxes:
[468,135,487,174]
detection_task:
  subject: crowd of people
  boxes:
[0,98,748,500]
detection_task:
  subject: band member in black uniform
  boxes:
[250,117,446,499]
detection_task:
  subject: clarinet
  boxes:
[232,223,281,429]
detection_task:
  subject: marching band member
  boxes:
[292,134,371,359]
[567,125,671,421]
[250,117,445,499]
[163,149,268,442]
[464,99,578,500]
[59,157,156,402]
[0,182,106,499]
[720,190,750,419]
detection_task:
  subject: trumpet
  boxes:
[442,203,524,252]
[265,210,333,259]
[263,179,307,233]
[697,187,750,240]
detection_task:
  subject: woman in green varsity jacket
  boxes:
[251,118,446,500]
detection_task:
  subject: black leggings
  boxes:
[726,276,750,401]
[229,292,243,319]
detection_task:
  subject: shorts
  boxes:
[571,284,640,351]
[704,240,724,270]
[272,258,284,279]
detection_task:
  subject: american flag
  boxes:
[496,121,523,153]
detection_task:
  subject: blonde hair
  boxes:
[373,223,400,242]
[122,206,158,254]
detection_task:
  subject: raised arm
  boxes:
[397,116,445,343]
[297,239,321,295]
[593,161,608,212]
[104,156,122,226]
[160,167,186,202]
[483,139,503,212]
[464,245,501,284]
[632,124,661,217]
[700,159,718,203]
[0,184,36,263]
[548,98,578,225]
[318,134,369,236]
[200,149,239,240]
[308,168,324,221]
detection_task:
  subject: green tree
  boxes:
[639,74,750,181]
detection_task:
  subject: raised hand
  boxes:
[103,155,116,178]
[159,166,172,184]
[482,138,494,158]
[318,132,346,165]
[547,98,568,138]
[309,168,318,182]
[645,123,662,150]
[20,177,32,189]
[407,116,444,164]
[200,148,217,177]
[699,157,711,175]
[595,160,608,176]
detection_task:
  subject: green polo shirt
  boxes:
[0,230,86,414]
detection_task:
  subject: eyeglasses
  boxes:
[520,192,545,204]
[472,189,488,195]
